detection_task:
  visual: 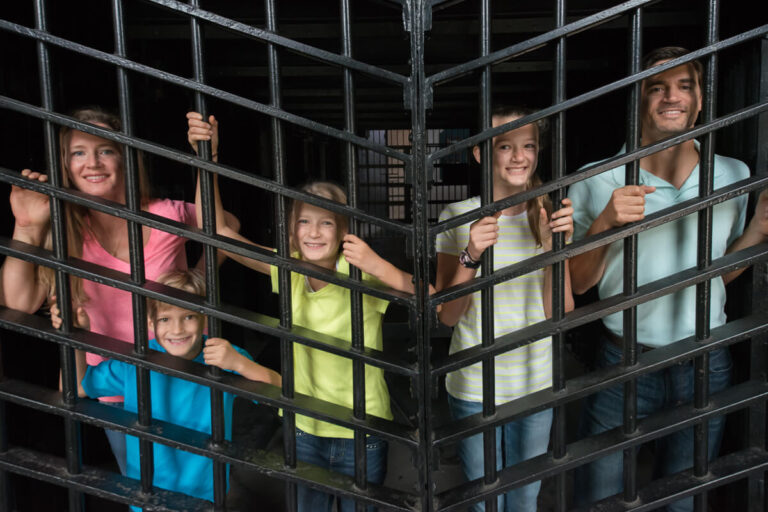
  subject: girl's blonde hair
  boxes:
[288,181,349,256]
[41,107,151,306]
[486,105,552,247]
[147,269,206,321]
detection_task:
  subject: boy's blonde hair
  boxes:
[288,181,349,256]
[147,269,206,320]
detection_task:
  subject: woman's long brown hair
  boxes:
[40,107,151,306]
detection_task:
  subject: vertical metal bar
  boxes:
[340,2,368,510]
[187,2,227,509]
[33,0,83,509]
[693,3,719,510]
[478,0,497,508]
[407,2,434,511]
[550,1,567,511]
[752,35,768,512]
[622,7,642,504]
[264,2,296,510]
[111,0,156,498]
[0,396,6,512]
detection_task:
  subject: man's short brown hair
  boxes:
[642,46,703,87]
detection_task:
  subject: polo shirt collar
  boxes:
[609,140,721,195]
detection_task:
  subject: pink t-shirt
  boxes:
[82,199,195,387]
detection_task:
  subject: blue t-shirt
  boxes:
[569,144,749,346]
[82,337,253,508]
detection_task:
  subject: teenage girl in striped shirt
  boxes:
[435,105,575,512]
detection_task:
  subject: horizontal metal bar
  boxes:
[0,401,413,512]
[427,0,658,88]
[433,241,768,376]
[433,312,768,446]
[572,447,768,512]
[145,0,408,86]
[442,409,768,512]
[0,169,413,310]
[0,446,210,511]
[429,26,768,166]
[0,98,412,235]
[430,99,768,236]
[0,310,418,446]
[0,22,410,163]
[436,380,768,510]
[0,249,419,377]
[432,174,768,308]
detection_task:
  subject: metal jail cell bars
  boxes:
[0,1,766,511]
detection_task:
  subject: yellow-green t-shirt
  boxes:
[270,254,392,438]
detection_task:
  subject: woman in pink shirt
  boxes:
[0,107,238,473]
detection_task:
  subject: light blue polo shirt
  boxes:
[569,144,749,346]
[82,337,253,509]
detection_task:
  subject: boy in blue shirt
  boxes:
[52,269,281,509]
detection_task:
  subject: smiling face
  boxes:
[149,305,205,360]
[66,124,125,202]
[293,202,345,269]
[474,115,539,197]
[640,61,702,144]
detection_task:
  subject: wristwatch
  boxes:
[459,247,481,269]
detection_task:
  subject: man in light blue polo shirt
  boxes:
[569,46,768,511]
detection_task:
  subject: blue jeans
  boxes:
[295,429,388,512]
[447,395,553,512]
[575,338,732,512]
[104,401,127,475]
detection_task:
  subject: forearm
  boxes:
[0,225,49,311]
[234,355,282,387]
[366,256,416,294]
[542,260,575,318]
[195,169,230,233]
[436,254,477,327]
[212,226,272,275]
[569,214,615,294]
[723,224,768,285]
[75,350,88,397]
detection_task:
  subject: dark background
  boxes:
[0,0,765,509]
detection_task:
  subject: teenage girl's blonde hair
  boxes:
[481,105,553,247]
[41,107,151,306]
[146,269,206,321]
[288,181,349,256]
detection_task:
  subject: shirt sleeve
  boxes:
[361,272,391,314]
[182,201,196,226]
[435,203,460,255]
[568,178,596,242]
[725,160,751,247]
[81,360,127,399]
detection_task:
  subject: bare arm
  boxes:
[723,189,768,285]
[435,212,500,326]
[435,252,476,326]
[342,234,433,295]
[570,185,655,294]
[540,199,575,317]
[203,337,282,386]
[0,170,52,312]
[188,111,273,275]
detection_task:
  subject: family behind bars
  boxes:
[1,46,767,512]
